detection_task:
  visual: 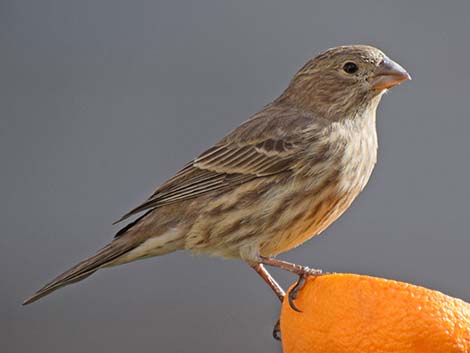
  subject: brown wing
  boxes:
[114,105,323,224]
[113,137,300,224]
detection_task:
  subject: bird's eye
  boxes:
[343,62,358,74]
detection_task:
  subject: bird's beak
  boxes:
[371,57,411,90]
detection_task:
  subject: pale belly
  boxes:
[185,174,365,260]
[259,187,361,257]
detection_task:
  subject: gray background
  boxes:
[1,1,469,352]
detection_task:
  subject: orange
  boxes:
[280,273,470,353]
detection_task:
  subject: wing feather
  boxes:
[114,139,299,223]
[114,107,324,225]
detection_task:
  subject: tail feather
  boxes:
[22,240,137,305]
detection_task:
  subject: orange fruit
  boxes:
[280,273,470,353]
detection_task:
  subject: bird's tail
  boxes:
[22,239,138,305]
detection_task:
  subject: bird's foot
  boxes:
[259,256,322,277]
[258,257,323,311]
[272,319,281,341]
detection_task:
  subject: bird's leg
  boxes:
[250,263,285,302]
[259,256,322,312]
[250,263,285,341]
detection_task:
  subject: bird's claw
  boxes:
[288,268,322,312]
[272,319,281,341]
[288,274,307,312]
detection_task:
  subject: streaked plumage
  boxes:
[23,45,410,305]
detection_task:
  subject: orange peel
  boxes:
[280,273,470,353]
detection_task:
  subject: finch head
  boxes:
[277,45,410,120]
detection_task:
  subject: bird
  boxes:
[23,45,410,307]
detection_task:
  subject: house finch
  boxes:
[23,45,410,307]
